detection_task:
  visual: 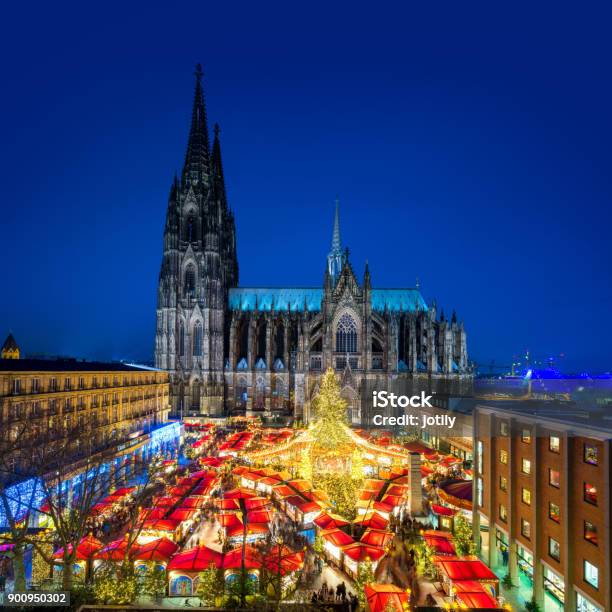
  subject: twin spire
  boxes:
[327,198,343,282]
[183,63,214,185]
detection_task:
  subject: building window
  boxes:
[193,322,202,357]
[584,560,599,589]
[584,521,598,546]
[549,502,560,523]
[476,440,483,474]
[549,435,560,453]
[584,483,598,506]
[549,469,560,488]
[335,314,358,353]
[521,518,531,539]
[521,488,531,505]
[576,593,603,612]
[499,450,508,465]
[477,477,483,507]
[549,537,560,561]
[584,444,598,466]
[499,504,507,522]
[64,378,71,390]
[184,265,196,298]
[13,379,21,394]
[31,378,39,393]
[521,428,531,443]
[500,421,509,436]
[499,476,507,492]
[522,458,531,474]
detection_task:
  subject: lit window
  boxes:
[584,560,599,589]
[522,488,531,505]
[549,436,560,453]
[476,440,483,474]
[521,518,531,539]
[522,458,531,474]
[521,428,532,443]
[499,504,507,522]
[584,521,598,546]
[477,477,483,507]
[499,450,508,465]
[499,476,507,492]
[500,421,509,436]
[584,444,598,466]
[584,483,598,506]
[549,502,560,523]
[549,537,560,561]
[576,593,603,612]
[549,469,560,488]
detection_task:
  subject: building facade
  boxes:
[155,66,470,422]
[0,358,171,473]
[473,404,611,612]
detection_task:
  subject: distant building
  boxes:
[155,66,471,422]
[1,333,20,360]
[0,359,171,479]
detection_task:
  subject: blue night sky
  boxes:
[1,1,611,373]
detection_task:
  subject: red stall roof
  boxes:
[360,528,394,548]
[314,512,350,530]
[431,503,457,517]
[167,546,222,571]
[341,542,386,563]
[54,534,103,561]
[364,584,409,612]
[133,537,178,562]
[320,528,355,548]
[433,556,498,581]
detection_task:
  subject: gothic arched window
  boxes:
[186,215,196,242]
[193,322,202,356]
[184,266,196,298]
[179,322,185,356]
[335,314,358,353]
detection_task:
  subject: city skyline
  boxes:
[1,2,611,372]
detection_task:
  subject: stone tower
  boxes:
[1,333,20,360]
[155,65,238,416]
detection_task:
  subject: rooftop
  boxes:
[228,287,427,312]
[439,396,612,438]
[0,359,163,373]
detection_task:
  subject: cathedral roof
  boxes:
[228,288,427,312]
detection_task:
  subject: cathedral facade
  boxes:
[155,67,470,424]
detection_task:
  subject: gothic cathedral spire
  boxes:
[327,197,343,284]
[182,63,210,185]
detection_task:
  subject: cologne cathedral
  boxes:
[155,66,470,424]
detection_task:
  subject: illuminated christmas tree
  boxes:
[306,369,364,518]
